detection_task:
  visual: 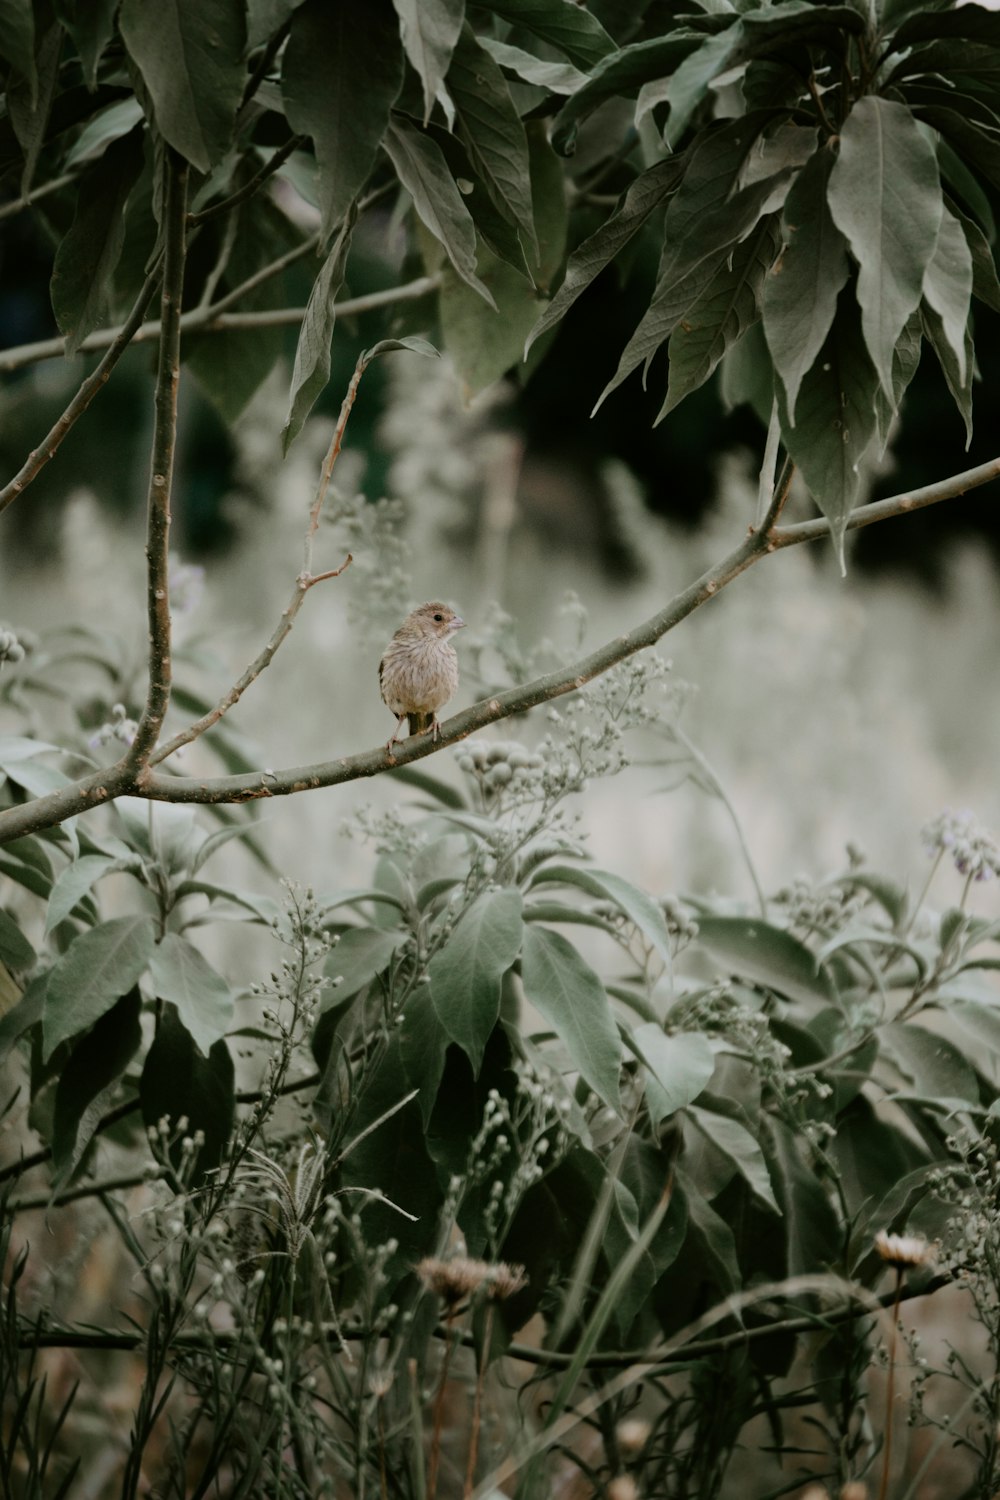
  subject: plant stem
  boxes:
[464,1302,494,1498]
[878,1269,904,1500]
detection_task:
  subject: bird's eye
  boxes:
[433,612,443,621]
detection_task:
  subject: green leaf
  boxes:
[54,0,118,89]
[694,915,837,1008]
[775,282,881,567]
[148,933,233,1056]
[767,1118,840,1276]
[44,915,156,1061]
[763,145,849,422]
[660,214,780,418]
[45,854,131,935]
[663,22,745,149]
[0,909,34,978]
[283,0,403,242]
[827,96,942,397]
[520,924,623,1112]
[439,248,542,396]
[398,984,449,1127]
[525,156,685,356]
[448,25,538,264]
[324,927,408,1004]
[7,21,61,195]
[479,36,586,95]
[393,0,464,121]
[428,888,523,1071]
[140,1005,234,1181]
[281,210,355,452]
[386,116,496,306]
[921,202,973,385]
[874,309,922,451]
[364,336,441,364]
[889,5,1000,47]
[719,317,774,424]
[688,1104,780,1213]
[678,1170,740,1291]
[0,975,45,1067]
[481,0,615,69]
[0,0,36,99]
[530,863,674,969]
[51,127,146,354]
[52,986,142,1184]
[948,195,1000,314]
[119,0,246,173]
[921,299,974,446]
[246,0,300,48]
[881,1021,979,1107]
[550,34,704,155]
[629,1024,715,1127]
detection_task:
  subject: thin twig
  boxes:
[2,454,999,844]
[144,343,374,769]
[0,274,440,373]
[0,169,78,224]
[187,136,306,228]
[125,150,188,770]
[464,1301,493,1498]
[8,1168,165,1213]
[0,259,163,516]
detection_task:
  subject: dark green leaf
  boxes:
[0,0,36,98]
[480,0,615,69]
[0,974,45,1067]
[763,145,849,421]
[874,309,922,451]
[881,1021,980,1111]
[52,986,142,1183]
[43,915,156,1061]
[891,7,1000,47]
[520,924,622,1111]
[140,1005,234,1181]
[398,985,449,1126]
[919,106,1000,199]
[364,336,441,364]
[54,0,118,88]
[827,96,942,397]
[719,317,774,424]
[45,854,131,934]
[529,863,674,968]
[921,203,973,385]
[439,248,542,396]
[283,0,403,241]
[694,915,837,1008]
[775,282,881,566]
[385,116,495,306]
[479,36,586,95]
[948,195,1000,314]
[428,888,523,1071]
[449,25,537,263]
[393,0,465,120]
[51,127,145,354]
[149,934,233,1055]
[688,1104,779,1213]
[246,0,300,49]
[525,156,685,356]
[7,21,61,195]
[281,210,355,452]
[767,1118,840,1276]
[663,23,745,149]
[629,1023,714,1127]
[921,299,974,446]
[324,927,408,1004]
[550,34,703,155]
[678,1170,740,1291]
[660,215,780,418]
[119,0,246,173]
[0,908,35,973]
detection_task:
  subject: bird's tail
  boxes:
[407,711,434,736]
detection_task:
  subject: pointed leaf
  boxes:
[948,195,1000,314]
[921,301,974,446]
[526,156,685,356]
[324,927,408,1004]
[282,211,355,451]
[392,0,464,121]
[385,116,495,306]
[148,933,233,1056]
[45,854,131,935]
[54,0,118,88]
[283,0,403,241]
[664,22,745,149]
[428,888,522,1071]
[529,863,675,969]
[551,34,704,155]
[0,0,36,98]
[694,915,837,1007]
[44,916,156,1061]
[480,37,586,95]
[775,283,881,566]
[364,336,441,363]
[763,145,850,421]
[922,203,973,385]
[913,105,1000,196]
[0,909,35,972]
[630,1024,715,1127]
[119,0,246,172]
[481,0,615,69]
[7,21,61,195]
[51,128,146,354]
[140,1006,234,1181]
[448,25,538,263]
[660,215,780,418]
[520,924,623,1112]
[688,1105,780,1214]
[52,986,142,1183]
[874,310,922,452]
[827,96,942,396]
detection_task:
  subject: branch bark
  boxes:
[1,451,998,845]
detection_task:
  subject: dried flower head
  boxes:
[840,1483,868,1500]
[798,1487,829,1500]
[417,1254,526,1305]
[608,1478,639,1500]
[616,1418,651,1456]
[874,1230,933,1271]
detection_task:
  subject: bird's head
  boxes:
[407,602,465,639]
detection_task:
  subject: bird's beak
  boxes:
[449,616,465,633]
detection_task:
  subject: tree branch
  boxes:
[1,454,998,845]
[123,150,188,770]
[0,260,163,516]
[187,135,306,228]
[0,276,441,374]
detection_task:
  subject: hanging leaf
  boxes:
[45,853,134,935]
[140,1005,234,1181]
[43,915,156,1061]
[324,927,409,1004]
[763,146,850,422]
[51,986,142,1185]
[283,0,403,242]
[7,21,61,195]
[149,933,233,1056]
[281,209,356,452]
[921,203,973,384]
[529,863,674,969]
[520,924,623,1112]
[480,36,586,95]
[629,1024,715,1128]
[392,0,464,121]
[694,915,837,1008]
[119,0,245,173]
[688,1105,780,1214]
[428,888,523,1072]
[55,0,118,88]
[551,34,704,155]
[663,23,745,149]
[0,909,35,972]
[481,0,615,70]
[827,96,943,397]
[0,0,36,98]
[921,300,974,447]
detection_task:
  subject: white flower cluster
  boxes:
[922,808,1000,882]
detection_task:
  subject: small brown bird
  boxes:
[379,601,465,755]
